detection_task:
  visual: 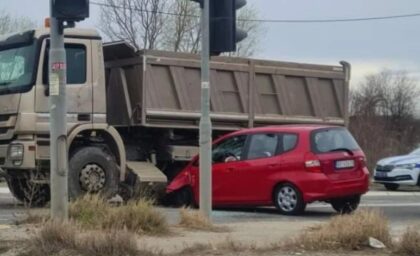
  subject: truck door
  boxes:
[35,38,93,120]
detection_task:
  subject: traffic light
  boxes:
[191,0,248,55]
[51,0,90,22]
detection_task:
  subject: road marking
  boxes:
[309,202,420,208]
[0,187,9,194]
[366,191,420,196]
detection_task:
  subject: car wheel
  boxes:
[69,147,119,200]
[384,184,399,191]
[274,183,306,215]
[331,195,361,214]
[173,187,194,207]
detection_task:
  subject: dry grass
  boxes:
[285,209,392,251]
[395,227,420,255]
[26,221,147,256]
[15,211,49,225]
[178,208,228,232]
[78,230,143,256]
[29,221,78,255]
[179,208,212,230]
[69,195,168,235]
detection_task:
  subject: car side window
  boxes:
[212,135,247,163]
[247,134,278,160]
[282,134,298,152]
[43,43,87,85]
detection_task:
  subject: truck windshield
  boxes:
[0,42,36,95]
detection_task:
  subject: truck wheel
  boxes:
[69,147,119,200]
[331,195,360,214]
[6,177,50,207]
[274,183,306,215]
[384,184,399,191]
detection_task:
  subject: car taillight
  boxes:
[358,156,367,168]
[304,152,322,173]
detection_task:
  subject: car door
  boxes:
[233,133,281,202]
[234,133,300,203]
[211,134,248,205]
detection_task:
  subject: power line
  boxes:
[91,1,420,23]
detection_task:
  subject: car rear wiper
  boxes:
[0,82,11,86]
[329,148,354,155]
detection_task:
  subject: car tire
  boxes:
[384,184,399,191]
[274,183,306,215]
[331,195,361,214]
[69,147,119,200]
[173,187,194,207]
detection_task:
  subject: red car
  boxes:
[166,125,369,215]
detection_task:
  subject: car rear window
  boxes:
[311,128,360,153]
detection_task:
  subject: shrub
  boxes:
[285,209,391,251]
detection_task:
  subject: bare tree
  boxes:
[0,11,36,35]
[231,5,265,57]
[161,0,201,53]
[349,70,420,171]
[99,0,167,50]
[98,0,264,56]
[351,70,419,120]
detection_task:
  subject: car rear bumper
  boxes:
[301,172,370,203]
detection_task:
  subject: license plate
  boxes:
[376,172,387,178]
[335,160,355,169]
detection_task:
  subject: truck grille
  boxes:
[376,165,394,172]
[0,115,16,141]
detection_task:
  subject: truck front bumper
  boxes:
[0,140,37,170]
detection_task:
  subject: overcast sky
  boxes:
[1,0,420,89]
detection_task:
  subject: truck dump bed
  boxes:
[104,42,350,130]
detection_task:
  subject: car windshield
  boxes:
[410,148,420,156]
[0,42,36,95]
[311,127,360,153]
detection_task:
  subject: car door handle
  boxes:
[268,164,280,169]
[226,167,235,172]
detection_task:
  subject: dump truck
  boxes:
[0,28,350,205]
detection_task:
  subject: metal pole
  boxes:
[199,0,212,220]
[49,1,69,220]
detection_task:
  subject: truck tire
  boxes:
[6,177,50,207]
[331,195,360,214]
[69,147,119,200]
[274,183,306,215]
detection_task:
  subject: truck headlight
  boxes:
[395,163,416,170]
[8,144,24,166]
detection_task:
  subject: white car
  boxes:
[373,148,420,191]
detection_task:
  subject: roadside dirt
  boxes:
[0,220,394,256]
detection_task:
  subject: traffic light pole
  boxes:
[49,10,69,220]
[199,0,212,220]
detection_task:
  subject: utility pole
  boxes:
[49,2,68,220]
[49,0,89,220]
[199,0,212,220]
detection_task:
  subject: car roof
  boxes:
[229,124,345,136]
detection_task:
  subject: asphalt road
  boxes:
[0,184,419,229]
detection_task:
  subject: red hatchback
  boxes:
[166,125,370,215]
